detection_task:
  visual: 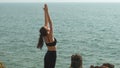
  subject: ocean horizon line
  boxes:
[1,2,120,4]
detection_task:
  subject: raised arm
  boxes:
[44,4,53,34]
[44,4,49,28]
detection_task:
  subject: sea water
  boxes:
[0,3,120,68]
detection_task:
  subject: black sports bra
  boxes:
[45,38,57,46]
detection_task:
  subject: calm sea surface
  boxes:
[0,3,120,68]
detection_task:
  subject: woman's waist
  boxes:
[47,46,56,51]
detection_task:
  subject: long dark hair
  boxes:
[37,27,48,49]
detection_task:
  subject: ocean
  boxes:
[0,3,120,68]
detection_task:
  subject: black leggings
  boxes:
[44,51,57,68]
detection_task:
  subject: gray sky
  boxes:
[0,0,120,2]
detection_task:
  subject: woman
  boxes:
[37,4,57,68]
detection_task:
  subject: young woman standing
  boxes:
[37,4,57,68]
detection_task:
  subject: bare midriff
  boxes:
[47,46,56,51]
